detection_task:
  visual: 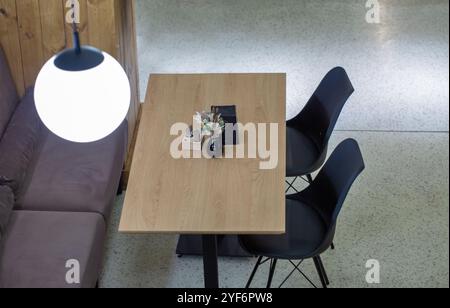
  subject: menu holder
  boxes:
[211,105,239,145]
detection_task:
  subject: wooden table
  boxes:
[119,73,286,288]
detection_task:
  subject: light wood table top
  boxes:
[119,74,286,234]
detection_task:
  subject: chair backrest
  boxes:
[300,139,365,253]
[288,67,354,149]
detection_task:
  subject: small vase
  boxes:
[204,133,223,159]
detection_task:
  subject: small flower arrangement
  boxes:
[194,110,225,137]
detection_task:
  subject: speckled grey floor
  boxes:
[135,0,449,132]
[99,0,449,288]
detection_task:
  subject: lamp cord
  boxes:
[70,0,81,54]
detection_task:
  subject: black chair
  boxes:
[286,67,354,193]
[239,139,365,288]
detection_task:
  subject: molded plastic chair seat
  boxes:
[240,198,327,260]
[286,127,327,177]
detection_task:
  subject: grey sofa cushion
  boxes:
[0,88,42,193]
[16,121,128,220]
[0,185,14,243]
[0,47,19,138]
[0,210,105,288]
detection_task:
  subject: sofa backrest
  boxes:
[0,47,19,139]
[0,88,42,195]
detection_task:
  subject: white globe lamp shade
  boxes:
[34,46,130,143]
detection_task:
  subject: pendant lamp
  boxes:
[34,21,130,143]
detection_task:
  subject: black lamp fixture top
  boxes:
[54,18,104,72]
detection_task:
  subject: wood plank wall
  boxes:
[0,0,139,147]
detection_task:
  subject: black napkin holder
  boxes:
[212,105,239,145]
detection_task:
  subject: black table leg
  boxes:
[202,235,219,288]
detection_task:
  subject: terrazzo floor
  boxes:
[100,131,449,288]
[135,0,449,132]
[99,0,448,288]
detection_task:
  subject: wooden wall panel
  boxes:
[87,0,118,57]
[116,0,139,147]
[16,0,44,88]
[39,0,66,60]
[0,0,24,96]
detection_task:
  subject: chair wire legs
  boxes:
[266,259,278,288]
[317,256,330,285]
[288,260,319,288]
[285,177,299,193]
[245,256,263,288]
[245,257,271,288]
[245,256,329,288]
[313,256,329,288]
[285,175,314,194]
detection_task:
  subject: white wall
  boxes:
[135,0,449,132]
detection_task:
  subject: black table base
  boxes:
[177,235,253,257]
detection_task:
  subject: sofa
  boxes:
[0,47,127,288]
